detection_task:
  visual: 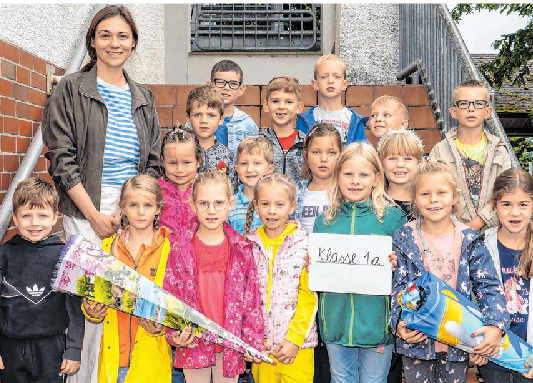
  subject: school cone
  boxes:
[51,235,274,364]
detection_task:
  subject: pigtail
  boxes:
[519,221,533,280]
[243,202,255,240]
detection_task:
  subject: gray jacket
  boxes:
[259,127,305,183]
[42,65,161,219]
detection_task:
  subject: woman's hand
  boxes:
[138,318,164,334]
[473,326,503,357]
[82,298,108,320]
[396,321,428,344]
[88,211,120,239]
[171,326,197,348]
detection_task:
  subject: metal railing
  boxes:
[0,4,107,241]
[190,4,321,52]
[397,3,519,167]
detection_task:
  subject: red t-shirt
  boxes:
[194,235,229,353]
[278,130,298,153]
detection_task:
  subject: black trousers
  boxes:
[0,333,66,383]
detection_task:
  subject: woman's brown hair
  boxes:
[491,167,533,279]
[82,5,139,72]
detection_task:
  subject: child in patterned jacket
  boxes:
[391,159,509,383]
[244,173,318,383]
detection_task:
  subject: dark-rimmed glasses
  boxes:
[454,100,488,109]
[212,78,241,90]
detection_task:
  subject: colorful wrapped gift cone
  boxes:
[52,235,274,364]
[398,271,532,373]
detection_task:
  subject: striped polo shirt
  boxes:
[98,77,139,186]
[228,184,262,235]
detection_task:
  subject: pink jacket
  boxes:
[247,223,318,350]
[164,220,265,378]
[159,177,196,233]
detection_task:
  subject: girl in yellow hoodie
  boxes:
[81,175,172,383]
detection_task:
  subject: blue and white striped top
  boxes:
[98,77,139,186]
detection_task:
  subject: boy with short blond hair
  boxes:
[260,76,306,182]
[209,60,259,154]
[186,85,238,191]
[296,54,369,145]
[0,177,84,383]
[367,95,409,141]
[429,78,511,231]
[229,136,275,234]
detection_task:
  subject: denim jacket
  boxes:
[215,107,259,154]
[295,106,369,145]
[391,220,509,361]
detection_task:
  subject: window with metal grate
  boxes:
[190,4,321,52]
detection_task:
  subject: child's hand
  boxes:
[138,318,164,334]
[389,251,397,271]
[273,339,299,364]
[82,298,108,320]
[60,359,81,375]
[0,355,4,369]
[244,353,263,364]
[396,321,428,344]
[264,342,273,356]
[523,362,533,379]
[473,326,503,357]
[171,326,197,348]
[465,216,485,232]
[469,353,488,366]
[303,252,311,274]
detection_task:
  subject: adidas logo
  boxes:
[26,284,45,297]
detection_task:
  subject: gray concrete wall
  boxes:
[0,3,165,84]
[338,3,400,84]
[164,4,336,85]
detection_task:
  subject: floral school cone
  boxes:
[398,271,532,373]
[51,235,274,364]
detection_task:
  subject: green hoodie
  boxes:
[313,199,406,348]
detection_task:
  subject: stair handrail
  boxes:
[0,4,107,241]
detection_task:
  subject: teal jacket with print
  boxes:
[313,199,406,347]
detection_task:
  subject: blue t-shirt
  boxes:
[486,240,529,371]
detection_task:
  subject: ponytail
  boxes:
[520,221,533,280]
[243,202,255,239]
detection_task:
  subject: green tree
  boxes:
[452,4,533,89]
[509,137,533,170]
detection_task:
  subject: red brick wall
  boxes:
[0,39,65,242]
[149,83,441,150]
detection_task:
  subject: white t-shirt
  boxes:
[300,188,329,233]
[313,106,352,143]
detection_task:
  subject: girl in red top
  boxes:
[164,169,264,382]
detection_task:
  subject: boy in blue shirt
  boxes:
[296,54,369,146]
[209,60,259,154]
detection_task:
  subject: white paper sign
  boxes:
[308,233,392,295]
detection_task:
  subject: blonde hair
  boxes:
[191,169,232,202]
[236,136,274,165]
[265,76,301,102]
[186,85,224,117]
[324,142,392,224]
[452,78,490,104]
[409,159,460,218]
[301,123,342,181]
[243,173,296,238]
[372,95,409,121]
[314,54,347,80]
[377,129,424,160]
[119,175,166,229]
[491,167,533,279]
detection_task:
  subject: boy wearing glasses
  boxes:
[429,79,511,232]
[209,60,259,154]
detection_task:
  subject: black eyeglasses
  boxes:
[195,200,229,212]
[454,100,488,109]
[212,78,241,90]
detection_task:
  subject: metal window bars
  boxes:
[190,4,321,52]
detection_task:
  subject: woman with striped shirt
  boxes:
[42,5,161,382]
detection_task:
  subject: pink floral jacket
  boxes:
[164,220,265,378]
[158,177,196,233]
[247,223,318,350]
